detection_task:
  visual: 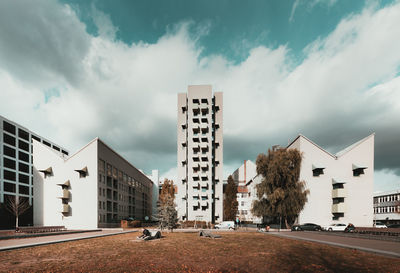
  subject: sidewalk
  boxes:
[0,229,137,252]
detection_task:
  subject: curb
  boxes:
[268,232,400,258]
[0,230,137,252]
[0,229,101,241]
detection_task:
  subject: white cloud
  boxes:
[289,0,338,22]
[0,1,399,191]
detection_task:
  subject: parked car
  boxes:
[215,221,236,230]
[344,223,355,232]
[387,224,400,228]
[291,223,322,231]
[374,222,387,228]
[324,223,347,232]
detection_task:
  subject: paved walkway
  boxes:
[269,231,400,258]
[0,229,137,252]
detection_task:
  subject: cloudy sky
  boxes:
[0,0,399,192]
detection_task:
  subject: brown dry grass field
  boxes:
[1,231,400,272]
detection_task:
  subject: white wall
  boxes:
[292,134,374,227]
[33,139,98,229]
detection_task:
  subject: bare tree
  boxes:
[5,195,31,230]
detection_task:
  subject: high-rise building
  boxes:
[177,85,223,223]
[0,115,69,229]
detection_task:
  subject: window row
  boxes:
[3,158,30,173]
[3,170,31,184]
[98,159,150,192]
[1,182,30,194]
[374,194,400,203]
[374,206,400,214]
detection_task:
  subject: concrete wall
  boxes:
[177,85,223,223]
[289,134,374,227]
[33,139,98,229]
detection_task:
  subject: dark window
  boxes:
[18,140,30,152]
[52,145,60,151]
[43,141,51,147]
[19,151,29,163]
[3,158,16,170]
[19,174,30,184]
[3,133,16,146]
[4,170,16,181]
[19,162,29,173]
[19,185,30,195]
[3,121,16,135]
[62,150,69,155]
[31,135,41,142]
[18,128,29,141]
[4,182,16,193]
[3,145,16,158]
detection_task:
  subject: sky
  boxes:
[0,0,399,193]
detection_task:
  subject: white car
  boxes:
[215,221,236,230]
[375,222,387,228]
[324,223,347,232]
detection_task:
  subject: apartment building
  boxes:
[374,190,400,225]
[287,134,374,226]
[176,85,223,223]
[0,115,68,228]
[33,138,153,229]
[229,160,256,222]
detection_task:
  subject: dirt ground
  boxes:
[0,231,400,272]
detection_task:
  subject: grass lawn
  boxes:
[0,231,399,272]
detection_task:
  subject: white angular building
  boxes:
[242,134,374,227]
[33,138,154,229]
[176,85,223,223]
[287,134,374,226]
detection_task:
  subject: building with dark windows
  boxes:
[176,85,223,223]
[374,190,400,225]
[0,115,69,229]
[33,137,154,229]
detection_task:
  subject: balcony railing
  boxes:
[332,188,346,198]
[332,203,346,213]
[61,204,69,213]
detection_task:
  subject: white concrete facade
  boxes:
[33,138,153,229]
[287,134,375,227]
[177,85,223,223]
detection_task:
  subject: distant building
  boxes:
[287,134,374,227]
[176,85,223,223]
[33,138,153,229]
[228,160,257,222]
[0,115,68,229]
[147,170,159,221]
[374,190,400,225]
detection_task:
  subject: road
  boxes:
[269,231,400,258]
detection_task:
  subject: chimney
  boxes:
[244,160,246,184]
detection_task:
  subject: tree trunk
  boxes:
[285,217,289,229]
[16,215,19,229]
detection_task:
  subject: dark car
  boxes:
[387,224,400,228]
[291,223,322,231]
